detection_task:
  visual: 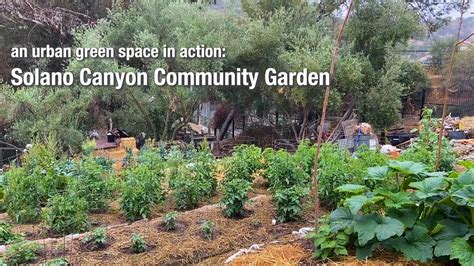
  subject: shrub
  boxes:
[43,193,90,235]
[72,156,116,213]
[0,221,22,244]
[170,167,203,210]
[224,145,263,182]
[130,233,148,253]
[201,220,215,239]
[317,143,354,207]
[220,178,252,218]
[4,167,41,224]
[267,150,309,190]
[273,186,309,223]
[3,241,42,264]
[191,144,218,198]
[293,140,316,176]
[81,227,108,250]
[120,164,164,220]
[162,211,178,231]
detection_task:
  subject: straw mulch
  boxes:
[36,194,311,265]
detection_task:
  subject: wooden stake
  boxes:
[312,0,355,228]
[435,0,466,170]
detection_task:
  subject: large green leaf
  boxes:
[354,215,377,246]
[375,216,404,241]
[450,237,474,266]
[387,208,418,228]
[409,176,446,199]
[387,225,436,262]
[329,207,356,232]
[451,185,474,208]
[343,194,384,214]
[335,184,367,194]
[365,166,390,181]
[433,220,469,257]
[376,190,414,208]
[388,161,427,176]
[353,214,404,246]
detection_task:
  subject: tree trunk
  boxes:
[127,89,158,141]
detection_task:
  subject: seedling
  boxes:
[130,233,148,253]
[162,211,178,231]
[201,220,215,239]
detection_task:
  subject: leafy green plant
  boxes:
[130,233,148,253]
[162,211,178,231]
[273,186,309,222]
[293,140,316,177]
[267,149,309,190]
[220,178,252,218]
[72,156,116,213]
[323,165,474,263]
[190,144,218,198]
[120,164,164,220]
[170,166,204,210]
[201,220,215,239]
[400,108,456,172]
[317,143,355,207]
[4,167,42,224]
[43,192,90,235]
[0,221,22,244]
[3,241,42,264]
[81,227,108,250]
[307,217,350,260]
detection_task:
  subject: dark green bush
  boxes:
[4,167,42,224]
[72,156,116,213]
[43,193,90,235]
[170,170,201,210]
[220,178,252,218]
[273,185,309,222]
[120,164,164,220]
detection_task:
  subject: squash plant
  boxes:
[316,162,474,265]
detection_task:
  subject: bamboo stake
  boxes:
[312,0,355,228]
[435,0,466,170]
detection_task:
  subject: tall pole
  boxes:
[312,0,355,228]
[435,0,466,170]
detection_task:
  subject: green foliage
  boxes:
[273,186,309,222]
[3,241,42,265]
[201,220,215,239]
[307,218,350,260]
[220,178,252,218]
[225,145,263,182]
[292,140,316,177]
[130,233,148,254]
[323,165,474,263]
[0,221,23,245]
[170,166,205,210]
[400,109,456,171]
[189,145,218,198]
[120,164,164,220]
[450,237,474,266]
[72,156,116,213]
[267,149,309,190]
[162,211,178,231]
[43,193,90,235]
[4,167,42,224]
[81,227,108,250]
[317,144,354,207]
